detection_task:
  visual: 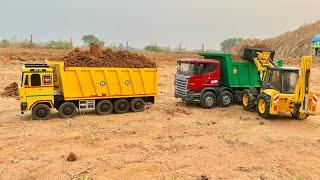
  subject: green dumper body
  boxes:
[199,53,261,89]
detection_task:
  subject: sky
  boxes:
[0,0,319,50]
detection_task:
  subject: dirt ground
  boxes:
[1,48,320,180]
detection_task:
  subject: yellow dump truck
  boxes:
[19,61,158,120]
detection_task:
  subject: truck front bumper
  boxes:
[175,91,201,103]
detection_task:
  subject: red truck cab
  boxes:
[175,59,233,108]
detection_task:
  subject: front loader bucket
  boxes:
[239,46,275,61]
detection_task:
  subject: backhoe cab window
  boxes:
[31,74,41,86]
[263,70,281,91]
[282,71,298,94]
[263,69,299,94]
[270,71,281,92]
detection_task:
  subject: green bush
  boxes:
[144,44,162,52]
[45,40,71,49]
[0,39,11,47]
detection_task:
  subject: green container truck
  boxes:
[174,52,279,109]
[200,53,261,88]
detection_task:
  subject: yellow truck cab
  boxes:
[20,64,54,119]
[19,61,158,120]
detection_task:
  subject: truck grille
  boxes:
[175,77,188,97]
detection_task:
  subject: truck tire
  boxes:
[219,91,233,107]
[257,94,271,119]
[200,91,217,109]
[96,100,113,115]
[114,99,130,114]
[130,98,145,112]
[32,104,51,120]
[58,102,77,118]
[242,89,255,111]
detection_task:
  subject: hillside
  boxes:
[230,21,320,58]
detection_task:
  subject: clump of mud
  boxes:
[67,152,77,161]
[1,82,19,98]
[61,44,157,68]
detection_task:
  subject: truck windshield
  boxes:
[177,63,195,75]
[282,71,299,94]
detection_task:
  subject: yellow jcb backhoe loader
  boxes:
[255,53,317,119]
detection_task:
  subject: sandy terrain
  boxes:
[0,48,320,180]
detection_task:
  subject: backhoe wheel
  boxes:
[291,111,308,120]
[257,94,271,119]
[200,91,217,109]
[58,102,77,118]
[130,98,145,112]
[242,89,255,111]
[32,104,51,120]
[219,91,233,107]
[114,99,130,114]
[291,111,300,119]
[96,100,113,115]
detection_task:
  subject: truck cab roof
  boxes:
[177,58,219,64]
[22,64,53,73]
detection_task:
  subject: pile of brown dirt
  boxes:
[1,82,19,98]
[61,44,157,68]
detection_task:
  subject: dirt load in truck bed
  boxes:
[61,44,157,68]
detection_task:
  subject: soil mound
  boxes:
[244,43,271,50]
[61,44,157,68]
[230,22,320,58]
[1,82,19,98]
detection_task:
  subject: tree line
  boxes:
[0,34,244,52]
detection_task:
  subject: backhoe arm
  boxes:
[293,56,312,118]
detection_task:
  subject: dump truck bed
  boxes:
[199,53,261,88]
[48,61,158,100]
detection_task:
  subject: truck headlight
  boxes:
[21,102,27,111]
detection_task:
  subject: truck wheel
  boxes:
[130,98,145,112]
[219,91,233,107]
[242,89,255,111]
[96,100,113,115]
[58,102,77,118]
[32,104,51,120]
[200,92,217,109]
[114,99,130,114]
[257,94,271,119]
